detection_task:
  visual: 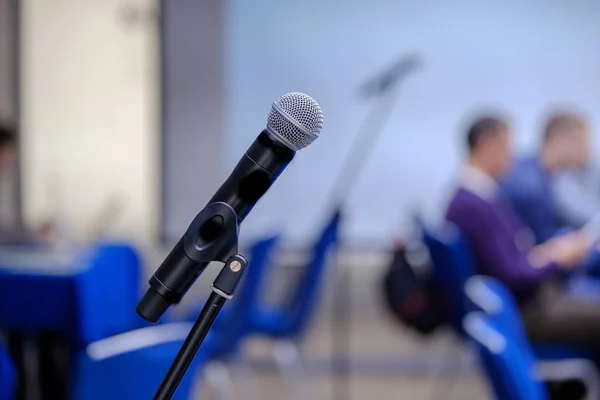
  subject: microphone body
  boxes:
[209,131,295,222]
[138,132,294,322]
[137,92,323,323]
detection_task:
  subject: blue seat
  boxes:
[75,242,143,345]
[0,242,142,347]
[0,342,16,400]
[463,312,548,400]
[250,212,340,339]
[0,248,81,335]
[464,275,592,362]
[424,224,592,361]
[422,223,476,333]
[71,323,204,400]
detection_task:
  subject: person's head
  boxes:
[466,116,512,179]
[541,112,590,170]
[0,123,16,175]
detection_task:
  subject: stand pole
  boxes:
[153,254,248,400]
[330,62,418,400]
[154,292,225,400]
[331,91,400,400]
[327,90,400,207]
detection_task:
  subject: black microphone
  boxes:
[137,92,323,323]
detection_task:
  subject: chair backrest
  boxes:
[71,323,201,400]
[422,224,477,331]
[75,242,142,345]
[463,312,548,400]
[0,342,16,400]
[208,234,280,358]
[464,275,532,353]
[284,211,340,336]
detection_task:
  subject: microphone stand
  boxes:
[153,54,421,400]
[151,202,249,400]
[328,54,421,400]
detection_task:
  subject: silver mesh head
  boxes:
[266,92,323,150]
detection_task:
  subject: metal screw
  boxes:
[230,260,242,272]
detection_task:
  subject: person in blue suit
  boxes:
[502,112,592,244]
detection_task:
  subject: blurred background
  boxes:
[1,0,600,399]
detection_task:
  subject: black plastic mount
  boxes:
[212,254,248,298]
[137,202,241,323]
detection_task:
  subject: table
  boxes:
[0,242,142,400]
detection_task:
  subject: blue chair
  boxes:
[422,223,476,333]
[0,342,16,400]
[0,248,82,335]
[75,242,143,345]
[463,311,548,400]
[71,323,204,400]
[245,213,339,400]
[423,224,595,361]
[0,243,142,345]
[464,275,594,360]
[465,276,600,397]
[183,235,281,400]
[250,211,340,339]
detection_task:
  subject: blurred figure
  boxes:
[0,122,52,245]
[502,112,592,243]
[445,116,600,348]
[550,116,600,229]
[0,122,60,400]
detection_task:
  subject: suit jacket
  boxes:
[446,186,557,301]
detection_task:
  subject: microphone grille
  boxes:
[267,92,323,150]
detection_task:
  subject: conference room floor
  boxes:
[181,258,490,399]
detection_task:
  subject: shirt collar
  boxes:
[461,165,499,201]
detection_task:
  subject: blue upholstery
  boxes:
[71,323,203,400]
[465,275,591,361]
[424,225,593,361]
[250,212,340,339]
[0,342,16,400]
[422,223,476,332]
[75,242,142,345]
[0,250,79,334]
[463,312,548,400]
[0,243,142,347]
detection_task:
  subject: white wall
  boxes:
[20,0,160,243]
[223,0,600,246]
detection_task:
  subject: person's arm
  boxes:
[552,170,600,228]
[457,204,557,292]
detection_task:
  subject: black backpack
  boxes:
[381,240,444,335]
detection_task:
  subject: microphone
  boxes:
[358,53,423,98]
[137,92,323,323]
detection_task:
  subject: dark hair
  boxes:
[466,116,507,153]
[543,112,585,144]
[0,122,16,148]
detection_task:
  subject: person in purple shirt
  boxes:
[446,116,600,348]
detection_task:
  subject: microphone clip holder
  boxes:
[151,203,249,400]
